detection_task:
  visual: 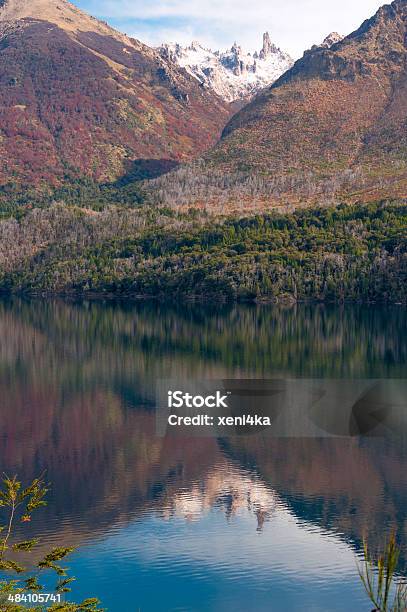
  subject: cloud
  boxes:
[77,0,387,57]
[123,21,223,49]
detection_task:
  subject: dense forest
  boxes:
[0,197,405,303]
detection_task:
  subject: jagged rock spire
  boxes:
[263,32,272,54]
[259,32,278,59]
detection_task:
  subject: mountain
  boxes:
[154,0,406,208]
[158,33,293,103]
[0,0,231,189]
[305,32,345,53]
[320,32,344,48]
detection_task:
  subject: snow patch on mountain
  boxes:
[306,32,345,54]
[158,32,293,103]
[321,32,344,48]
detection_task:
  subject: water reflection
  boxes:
[0,298,406,611]
[160,462,277,529]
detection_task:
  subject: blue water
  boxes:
[0,299,406,611]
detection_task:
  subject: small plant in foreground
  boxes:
[358,534,407,611]
[0,474,103,611]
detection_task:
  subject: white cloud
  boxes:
[80,0,388,56]
[123,21,224,50]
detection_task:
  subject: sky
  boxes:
[76,0,388,58]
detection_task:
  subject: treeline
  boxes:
[0,200,406,303]
[0,176,146,218]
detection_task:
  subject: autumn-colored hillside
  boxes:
[150,0,407,209]
[0,0,231,189]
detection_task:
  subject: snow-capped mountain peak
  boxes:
[158,33,293,103]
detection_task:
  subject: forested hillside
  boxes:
[0,200,405,303]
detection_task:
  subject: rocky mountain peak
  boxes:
[260,31,278,58]
[158,33,293,102]
[347,0,406,48]
[306,31,344,55]
[321,32,344,47]
[275,0,406,88]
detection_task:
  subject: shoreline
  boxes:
[0,290,405,306]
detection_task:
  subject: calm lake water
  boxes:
[0,299,406,611]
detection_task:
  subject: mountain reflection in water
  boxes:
[0,299,406,612]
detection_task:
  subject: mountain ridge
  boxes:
[0,0,232,189]
[158,33,293,102]
[159,0,406,209]
[0,0,142,45]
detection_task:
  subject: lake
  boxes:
[0,298,406,611]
